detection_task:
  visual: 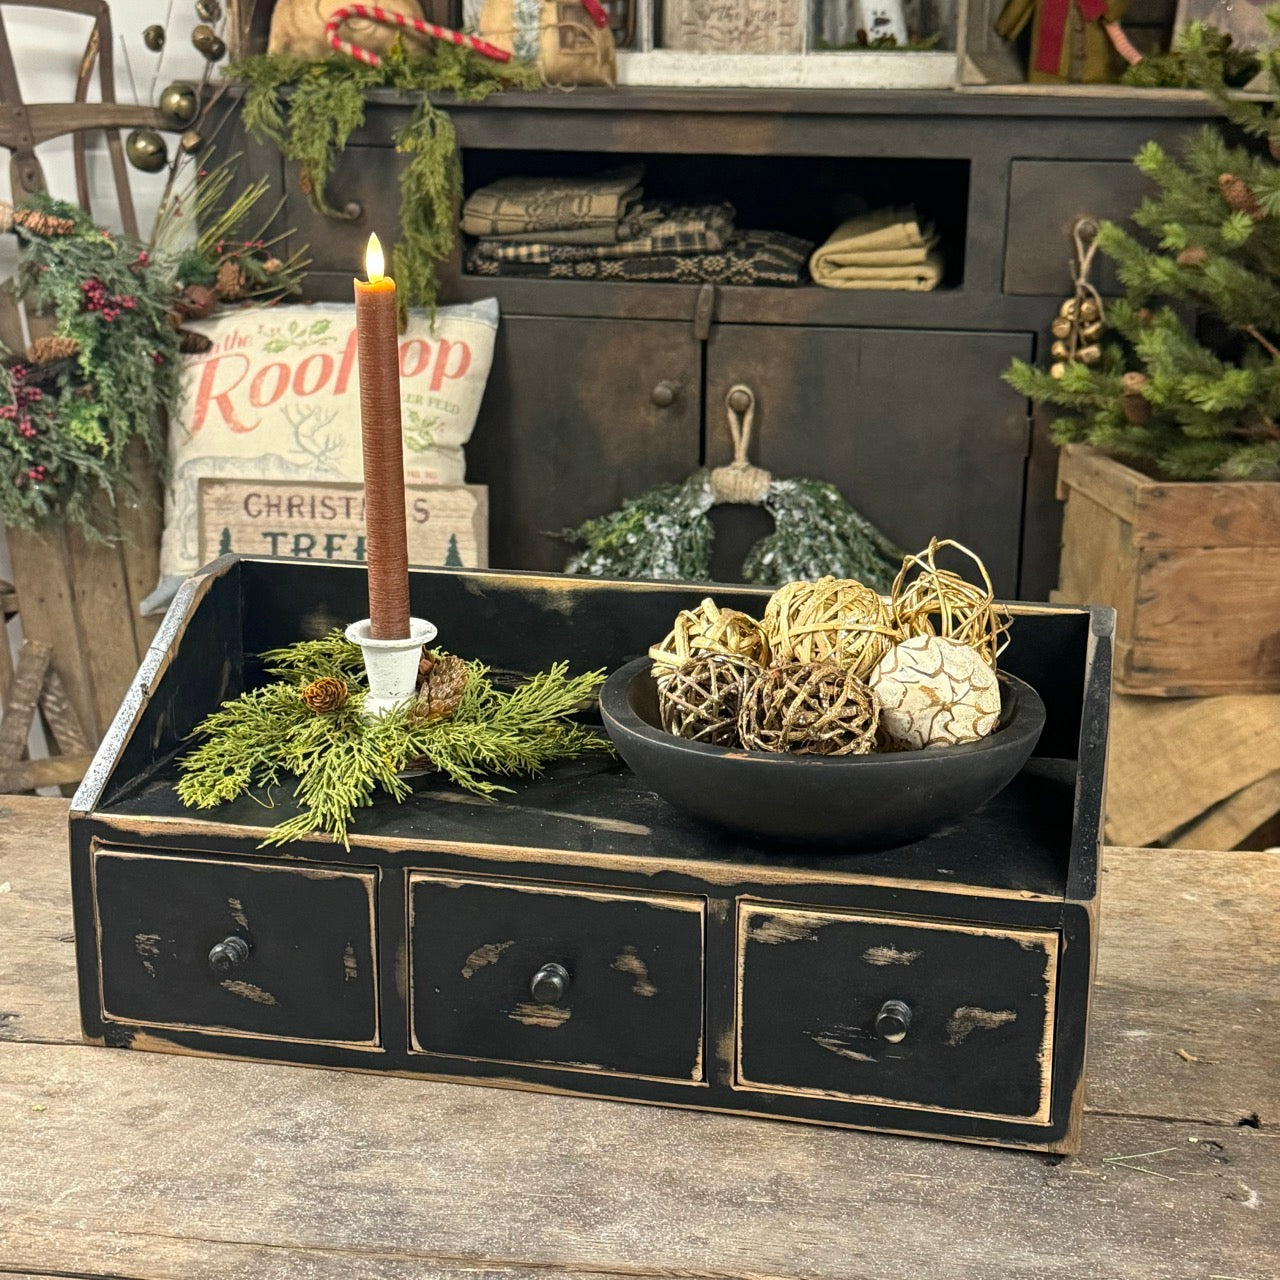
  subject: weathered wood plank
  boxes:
[0,640,51,766]
[37,666,93,757]
[0,1039,1274,1280]
[0,753,93,793]
[2,798,1276,1131]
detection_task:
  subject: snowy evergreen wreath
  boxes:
[565,386,902,591]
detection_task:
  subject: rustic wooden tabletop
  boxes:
[0,795,1275,1279]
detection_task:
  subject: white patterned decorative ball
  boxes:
[869,635,1001,750]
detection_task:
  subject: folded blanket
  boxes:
[810,209,943,291]
[461,166,646,238]
[472,204,737,265]
[466,230,813,286]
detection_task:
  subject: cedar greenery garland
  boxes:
[176,630,609,847]
[0,195,180,532]
[228,43,539,313]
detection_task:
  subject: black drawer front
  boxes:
[737,904,1057,1121]
[409,874,705,1082]
[94,849,379,1046]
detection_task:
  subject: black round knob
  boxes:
[343,200,364,221]
[727,387,752,414]
[208,935,251,975]
[875,999,912,1043]
[530,962,570,1005]
[651,380,679,408]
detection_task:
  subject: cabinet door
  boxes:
[706,326,1032,596]
[468,317,702,571]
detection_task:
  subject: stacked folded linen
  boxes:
[466,228,814,287]
[809,209,943,292]
[461,166,655,246]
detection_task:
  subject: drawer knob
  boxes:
[529,962,570,1005]
[208,935,251,975]
[651,380,680,408]
[875,999,912,1044]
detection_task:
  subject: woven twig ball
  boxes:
[762,576,900,678]
[869,635,1001,750]
[738,662,880,757]
[659,652,761,747]
[649,597,770,678]
[890,538,1011,669]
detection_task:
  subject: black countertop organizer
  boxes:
[70,557,1111,1152]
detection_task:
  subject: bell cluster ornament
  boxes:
[142,23,166,51]
[192,23,227,61]
[1050,219,1107,380]
[126,128,169,173]
[159,81,200,128]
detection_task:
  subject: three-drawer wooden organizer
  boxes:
[70,558,1111,1152]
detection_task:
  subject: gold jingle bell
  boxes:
[159,81,199,128]
[1076,344,1102,365]
[143,23,166,51]
[1051,340,1070,359]
[1051,316,1073,339]
[195,0,221,20]
[126,128,169,173]
[1058,297,1079,319]
[1079,319,1104,342]
[1079,298,1100,323]
[1050,361,1068,380]
[179,129,203,154]
[192,24,226,60]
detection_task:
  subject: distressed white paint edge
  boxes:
[615,50,959,90]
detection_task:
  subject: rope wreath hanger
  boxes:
[564,386,904,591]
[325,3,513,64]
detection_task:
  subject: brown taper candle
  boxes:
[354,233,410,639]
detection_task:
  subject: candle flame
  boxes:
[365,233,385,282]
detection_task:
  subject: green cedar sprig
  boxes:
[176,632,609,847]
[227,43,539,313]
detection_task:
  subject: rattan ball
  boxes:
[658,652,761,747]
[890,538,1011,668]
[762,576,900,678]
[649,597,770,678]
[738,662,880,757]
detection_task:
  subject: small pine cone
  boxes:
[13,206,76,236]
[1219,173,1265,222]
[1177,246,1208,268]
[215,258,246,300]
[409,650,469,723]
[27,334,79,364]
[178,328,214,354]
[301,676,350,713]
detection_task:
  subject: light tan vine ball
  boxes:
[869,635,1001,750]
[763,576,899,678]
[649,598,770,681]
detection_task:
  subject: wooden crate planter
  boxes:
[1053,444,1280,697]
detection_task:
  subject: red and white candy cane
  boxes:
[325,3,512,66]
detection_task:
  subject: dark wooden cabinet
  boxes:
[466,316,703,570]
[225,88,1215,596]
[706,325,1033,594]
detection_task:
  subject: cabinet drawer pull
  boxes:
[208,935,251,975]
[530,962,570,1005]
[651,380,680,408]
[875,998,912,1044]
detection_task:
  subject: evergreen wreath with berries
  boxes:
[0,194,181,533]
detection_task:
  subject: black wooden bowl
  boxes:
[599,657,1047,848]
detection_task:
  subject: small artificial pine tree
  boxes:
[444,532,463,567]
[1005,16,1280,481]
